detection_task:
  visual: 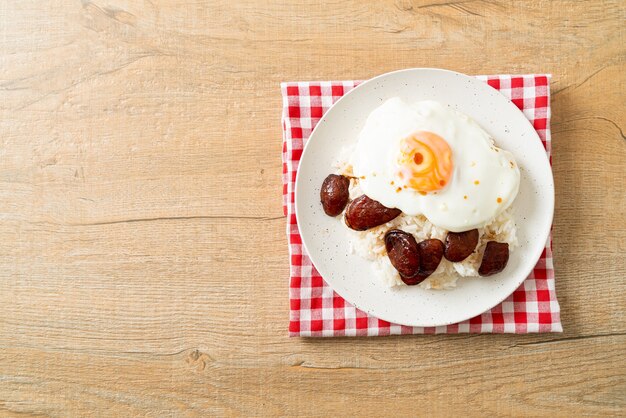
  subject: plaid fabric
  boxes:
[281,75,562,337]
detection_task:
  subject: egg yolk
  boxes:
[397,131,453,192]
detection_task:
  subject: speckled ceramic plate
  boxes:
[295,68,554,327]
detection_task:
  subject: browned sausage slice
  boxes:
[345,195,401,231]
[444,229,479,262]
[320,174,350,217]
[417,239,444,277]
[478,241,509,276]
[384,230,421,285]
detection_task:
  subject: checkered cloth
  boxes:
[281,74,562,336]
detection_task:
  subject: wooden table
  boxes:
[1,1,624,416]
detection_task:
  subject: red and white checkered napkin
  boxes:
[281,75,562,337]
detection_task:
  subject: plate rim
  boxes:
[294,67,555,327]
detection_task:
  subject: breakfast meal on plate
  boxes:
[319,98,520,289]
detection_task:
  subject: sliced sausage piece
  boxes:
[384,230,421,284]
[320,174,351,216]
[400,274,426,286]
[444,229,479,262]
[479,241,509,276]
[417,239,444,278]
[345,195,401,231]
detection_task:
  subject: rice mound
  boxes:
[337,159,518,289]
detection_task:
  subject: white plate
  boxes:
[295,68,554,327]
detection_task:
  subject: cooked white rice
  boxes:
[337,160,518,289]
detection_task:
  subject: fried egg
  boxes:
[352,98,520,232]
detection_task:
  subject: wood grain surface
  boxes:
[0,0,625,416]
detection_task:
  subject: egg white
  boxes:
[351,98,520,232]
